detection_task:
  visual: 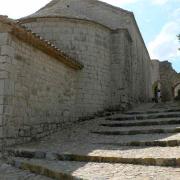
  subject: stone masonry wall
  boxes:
[22,16,152,114]
[150,60,160,98]
[21,0,152,105]
[111,29,133,109]
[175,84,180,97]
[159,61,180,101]
[24,18,112,119]
[0,32,77,147]
[127,17,152,103]
[0,32,14,149]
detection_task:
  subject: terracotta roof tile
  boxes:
[0,15,83,70]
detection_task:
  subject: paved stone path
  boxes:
[0,157,52,180]
[3,102,180,179]
[12,158,180,180]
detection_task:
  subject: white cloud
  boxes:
[99,0,140,6]
[152,0,169,5]
[100,0,180,6]
[148,18,180,61]
[0,0,140,18]
[152,0,180,5]
[0,0,51,19]
[1,0,172,19]
[172,8,180,18]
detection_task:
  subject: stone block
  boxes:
[0,55,11,64]
[0,105,4,114]
[46,152,58,160]
[4,80,15,96]
[0,96,4,105]
[0,45,14,57]
[0,80,4,95]
[0,33,8,45]
[0,71,9,79]
[0,126,3,137]
[34,151,46,159]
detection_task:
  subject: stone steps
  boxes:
[57,154,180,167]
[91,133,180,144]
[92,127,180,135]
[107,112,180,121]
[7,148,180,169]
[95,139,180,147]
[124,108,180,115]
[97,123,180,131]
[97,108,180,118]
[0,160,52,180]
[6,103,180,179]
[10,157,180,180]
[101,119,180,127]
[10,158,80,180]
[106,117,180,123]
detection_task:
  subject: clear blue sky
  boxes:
[0,0,180,72]
[101,0,180,72]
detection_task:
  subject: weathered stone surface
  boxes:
[0,25,78,147]
[21,0,151,117]
[151,60,180,101]
[0,159,53,180]
[0,0,154,147]
[2,102,180,179]
[10,158,180,180]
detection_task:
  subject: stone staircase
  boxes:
[4,102,180,179]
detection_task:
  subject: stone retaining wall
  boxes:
[159,61,180,101]
[0,32,12,149]
[24,18,112,118]
[0,32,78,147]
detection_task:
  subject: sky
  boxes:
[0,0,179,72]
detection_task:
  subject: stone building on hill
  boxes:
[151,60,180,101]
[0,0,155,147]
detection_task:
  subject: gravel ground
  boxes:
[15,158,180,180]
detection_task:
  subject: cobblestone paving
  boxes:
[15,158,180,180]
[8,102,180,179]
[0,160,52,180]
[15,117,180,156]
[72,162,180,180]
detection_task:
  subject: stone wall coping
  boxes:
[19,0,150,59]
[20,15,150,58]
[20,16,133,42]
[0,15,84,70]
[128,13,150,59]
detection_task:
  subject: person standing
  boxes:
[157,89,161,103]
[154,86,158,103]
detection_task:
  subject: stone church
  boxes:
[0,0,177,147]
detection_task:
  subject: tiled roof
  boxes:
[0,15,83,70]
